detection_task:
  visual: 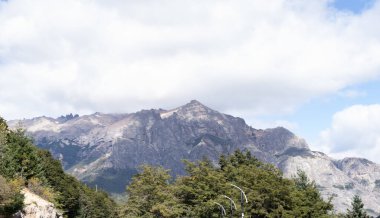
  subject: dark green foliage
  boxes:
[0,118,25,215]
[0,128,42,180]
[294,169,311,190]
[123,150,334,217]
[78,186,119,218]
[36,149,82,216]
[291,170,333,217]
[0,116,117,217]
[122,165,183,217]
[174,159,227,217]
[0,175,24,216]
[346,195,369,218]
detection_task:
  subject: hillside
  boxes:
[0,117,118,218]
[9,100,380,215]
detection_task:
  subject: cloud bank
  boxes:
[0,0,380,121]
[319,104,380,163]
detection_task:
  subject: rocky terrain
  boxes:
[9,100,380,215]
[14,189,62,218]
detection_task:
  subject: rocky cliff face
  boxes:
[14,189,62,218]
[9,100,380,215]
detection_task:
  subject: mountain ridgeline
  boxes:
[9,100,380,215]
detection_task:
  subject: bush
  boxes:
[0,175,24,216]
[27,177,57,204]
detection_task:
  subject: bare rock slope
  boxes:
[15,189,62,218]
[9,100,380,215]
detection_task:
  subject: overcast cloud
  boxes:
[0,0,379,119]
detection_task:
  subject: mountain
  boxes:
[9,100,380,215]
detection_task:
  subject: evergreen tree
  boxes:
[346,195,369,218]
[291,170,333,217]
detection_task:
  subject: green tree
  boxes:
[174,159,227,217]
[346,195,369,218]
[122,165,183,217]
[122,151,334,217]
[291,170,333,217]
[1,129,42,180]
[77,186,118,218]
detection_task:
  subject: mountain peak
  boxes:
[185,100,206,107]
[159,100,216,120]
[179,100,214,114]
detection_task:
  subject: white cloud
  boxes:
[319,104,380,163]
[1,0,380,120]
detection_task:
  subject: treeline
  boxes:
[121,151,334,217]
[121,151,377,218]
[0,117,118,217]
[0,115,375,217]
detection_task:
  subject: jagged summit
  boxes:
[159,100,216,120]
[177,100,213,112]
[183,99,207,107]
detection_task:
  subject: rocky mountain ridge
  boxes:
[9,100,380,215]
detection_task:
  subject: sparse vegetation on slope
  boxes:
[0,116,118,217]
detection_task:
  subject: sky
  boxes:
[1,0,380,163]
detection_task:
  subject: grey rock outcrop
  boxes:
[9,100,380,215]
[14,189,62,218]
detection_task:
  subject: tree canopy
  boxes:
[122,150,334,217]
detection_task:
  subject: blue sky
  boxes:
[332,0,375,13]
[272,79,380,140]
[281,0,380,155]
[0,0,380,162]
